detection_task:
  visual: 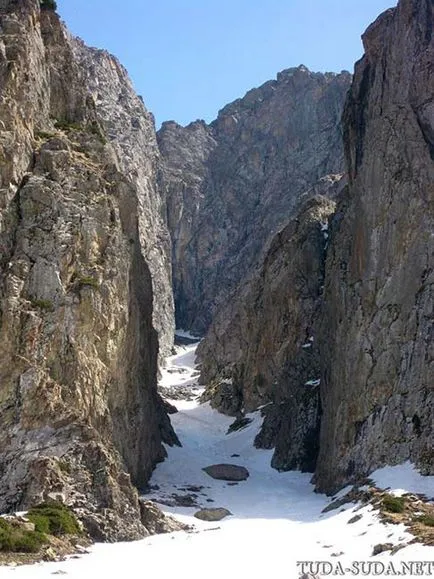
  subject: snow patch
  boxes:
[5,343,434,578]
[174,329,201,340]
[305,378,320,387]
[372,463,434,499]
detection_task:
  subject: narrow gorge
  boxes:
[0,0,432,565]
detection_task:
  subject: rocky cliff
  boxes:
[71,38,174,360]
[159,67,352,333]
[198,177,344,472]
[315,0,434,493]
[191,0,433,489]
[0,0,177,540]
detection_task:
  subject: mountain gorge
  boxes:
[0,0,432,550]
[190,0,434,492]
[159,66,351,333]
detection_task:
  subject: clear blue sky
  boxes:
[57,0,395,127]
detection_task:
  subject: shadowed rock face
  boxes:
[198,183,343,473]
[159,67,352,334]
[182,0,433,488]
[315,0,434,493]
[0,0,177,540]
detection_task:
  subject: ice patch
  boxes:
[305,378,321,387]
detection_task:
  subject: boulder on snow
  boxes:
[202,464,249,481]
[139,500,190,534]
[372,543,393,556]
[194,508,232,521]
[162,399,178,414]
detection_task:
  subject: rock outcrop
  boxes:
[202,464,249,481]
[0,0,177,540]
[71,38,174,360]
[191,0,433,488]
[198,179,343,472]
[194,507,232,521]
[315,0,434,492]
[159,67,352,333]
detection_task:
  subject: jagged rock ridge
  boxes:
[159,66,352,333]
[0,0,177,540]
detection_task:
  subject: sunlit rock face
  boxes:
[0,0,177,540]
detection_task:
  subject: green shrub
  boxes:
[27,502,81,537]
[12,531,48,553]
[0,518,48,553]
[76,276,99,289]
[31,298,54,312]
[54,119,81,132]
[382,495,406,513]
[58,460,72,474]
[40,0,57,11]
[35,130,55,140]
[415,514,434,527]
[0,520,14,552]
[27,512,50,535]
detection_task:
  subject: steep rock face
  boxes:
[71,40,174,359]
[198,178,343,472]
[0,0,177,540]
[159,67,352,333]
[315,0,434,493]
[158,120,216,332]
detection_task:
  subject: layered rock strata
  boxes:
[0,0,177,540]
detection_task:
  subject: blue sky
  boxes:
[57,0,395,127]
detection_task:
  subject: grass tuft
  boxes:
[27,502,81,537]
[382,495,406,514]
[76,276,99,289]
[54,119,82,132]
[415,514,434,527]
[0,518,48,553]
[31,298,54,312]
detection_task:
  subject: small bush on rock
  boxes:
[415,514,434,527]
[54,119,81,132]
[0,518,48,553]
[76,276,100,289]
[27,502,81,537]
[382,495,406,513]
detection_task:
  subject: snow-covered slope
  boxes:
[4,340,434,578]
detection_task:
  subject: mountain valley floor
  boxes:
[4,336,434,578]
